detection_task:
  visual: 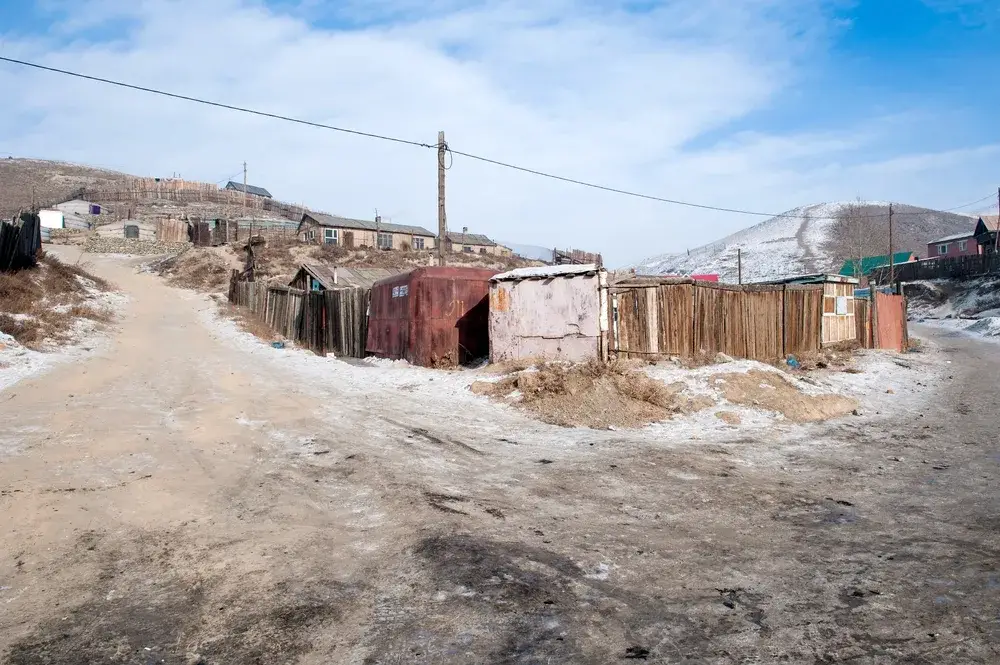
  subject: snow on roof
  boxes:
[929,231,976,244]
[492,263,599,281]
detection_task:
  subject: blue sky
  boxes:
[0,0,997,266]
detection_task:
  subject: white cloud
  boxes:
[0,0,996,266]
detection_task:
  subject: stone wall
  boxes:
[84,235,191,255]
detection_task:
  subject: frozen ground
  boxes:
[906,276,1000,342]
[4,251,1000,664]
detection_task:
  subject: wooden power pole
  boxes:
[737,247,742,285]
[887,203,894,289]
[243,161,249,236]
[994,186,999,255]
[437,131,447,267]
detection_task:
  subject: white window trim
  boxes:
[958,240,968,251]
[324,228,338,244]
[938,244,948,255]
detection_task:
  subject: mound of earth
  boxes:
[711,370,857,422]
[472,360,712,429]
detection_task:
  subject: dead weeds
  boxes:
[472,360,711,429]
[156,248,233,292]
[711,370,857,423]
[0,256,115,347]
[223,304,279,342]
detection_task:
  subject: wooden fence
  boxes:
[854,294,908,351]
[1,213,41,271]
[610,281,823,362]
[869,253,1000,284]
[228,275,370,358]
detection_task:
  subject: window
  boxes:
[463,246,473,253]
[412,236,425,250]
[378,232,393,249]
[308,229,316,241]
[323,228,338,245]
[959,240,968,252]
[479,247,487,254]
[938,244,948,255]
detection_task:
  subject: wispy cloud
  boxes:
[0,0,994,264]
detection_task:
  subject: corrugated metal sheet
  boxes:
[489,270,605,362]
[367,267,496,367]
[874,293,907,352]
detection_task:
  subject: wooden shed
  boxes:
[756,274,860,346]
[289,262,403,292]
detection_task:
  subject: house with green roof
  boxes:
[839,251,918,278]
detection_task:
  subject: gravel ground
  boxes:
[0,251,997,664]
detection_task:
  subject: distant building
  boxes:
[225,181,273,199]
[289,263,404,292]
[554,248,602,266]
[445,230,512,257]
[927,231,978,259]
[298,212,436,250]
[974,215,1000,254]
[55,198,106,217]
[839,252,918,278]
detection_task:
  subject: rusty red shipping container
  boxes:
[366,267,497,367]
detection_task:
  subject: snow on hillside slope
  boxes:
[637,203,851,283]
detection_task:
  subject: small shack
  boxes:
[289,263,402,292]
[489,264,609,363]
[755,273,860,346]
[367,267,496,367]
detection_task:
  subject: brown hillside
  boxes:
[0,158,130,217]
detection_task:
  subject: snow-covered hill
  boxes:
[636,202,975,283]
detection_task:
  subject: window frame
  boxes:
[412,236,425,250]
[323,228,338,245]
[377,231,393,250]
[938,243,948,255]
[958,240,968,252]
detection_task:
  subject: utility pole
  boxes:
[737,247,742,285]
[437,131,447,267]
[888,203,894,290]
[243,161,249,237]
[994,187,999,255]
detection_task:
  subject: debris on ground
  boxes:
[715,411,742,426]
[152,247,237,293]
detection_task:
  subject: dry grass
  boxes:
[472,360,711,429]
[223,304,279,342]
[156,248,233,292]
[711,370,857,423]
[0,255,114,347]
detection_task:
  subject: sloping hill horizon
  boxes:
[636,201,977,283]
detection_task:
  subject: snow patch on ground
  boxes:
[0,290,127,394]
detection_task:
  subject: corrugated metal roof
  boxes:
[978,215,1000,232]
[302,212,435,237]
[839,252,917,276]
[929,231,976,244]
[446,232,495,246]
[492,263,598,281]
[226,181,273,198]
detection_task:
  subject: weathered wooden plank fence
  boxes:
[610,280,824,362]
[227,273,369,358]
[869,253,1000,284]
[0,213,42,271]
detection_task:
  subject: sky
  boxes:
[0,0,997,267]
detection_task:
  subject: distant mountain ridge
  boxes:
[635,202,975,283]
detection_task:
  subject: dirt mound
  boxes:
[472,360,711,429]
[154,247,236,293]
[712,370,857,422]
[0,255,114,348]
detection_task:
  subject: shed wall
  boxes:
[489,273,602,362]
[821,282,858,345]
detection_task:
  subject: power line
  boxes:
[0,55,991,222]
[0,56,435,151]
[939,192,997,212]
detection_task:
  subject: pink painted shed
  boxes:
[489,264,609,363]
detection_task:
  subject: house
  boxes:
[446,230,512,257]
[367,267,497,367]
[289,263,403,292]
[298,212,437,251]
[38,209,64,230]
[489,264,609,363]
[54,199,106,217]
[225,181,272,198]
[839,252,918,278]
[927,231,978,259]
[973,215,1000,254]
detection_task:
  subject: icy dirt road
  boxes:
[1,252,997,664]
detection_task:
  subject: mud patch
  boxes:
[5,530,360,665]
[712,370,857,422]
[472,360,712,429]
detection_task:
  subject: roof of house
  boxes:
[839,252,917,276]
[929,231,977,244]
[293,262,404,290]
[446,232,496,246]
[976,215,1000,232]
[301,211,435,237]
[756,273,859,286]
[226,181,273,198]
[492,263,600,281]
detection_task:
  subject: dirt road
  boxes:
[1,253,998,664]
